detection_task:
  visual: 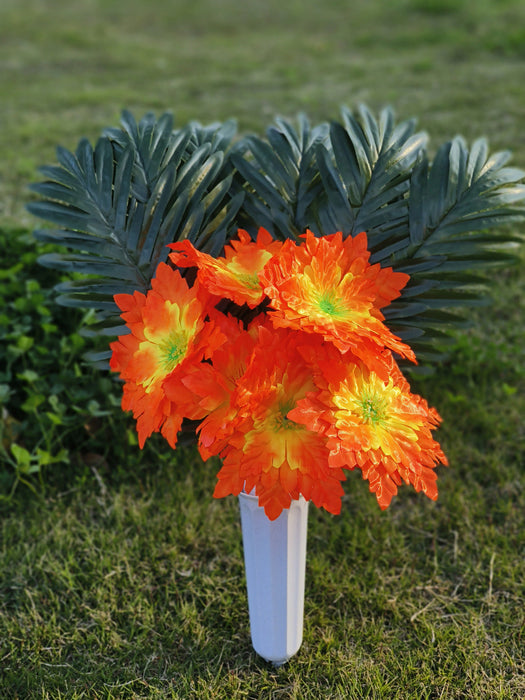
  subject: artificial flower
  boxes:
[259,230,417,370]
[165,312,259,460]
[289,347,447,509]
[213,326,346,520]
[109,263,224,448]
[168,227,283,308]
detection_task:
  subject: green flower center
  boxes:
[273,401,300,432]
[359,393,387,426]
[159,331,189,372]
[318,291,345,318]
[238,273,262,290]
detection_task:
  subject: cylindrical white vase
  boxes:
[238,491,309,666]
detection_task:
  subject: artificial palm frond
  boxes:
[231,113,329,239]
[315,105,428,252]
[307,106,525,367]
[312,106,423,251]
[186,118,238,154]
[381,136,525,365]
[28,112,243,362]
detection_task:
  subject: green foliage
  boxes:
[0,226,134,496]
[231,114,329,239]
[28,112,243,363]
[387,134,525,362]
[28,106,525,371]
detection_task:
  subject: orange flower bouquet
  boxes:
[29,107,525,664]
[109,227,447,522]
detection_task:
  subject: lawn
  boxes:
[0,0,524,698]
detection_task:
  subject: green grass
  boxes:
[1,0,525,697]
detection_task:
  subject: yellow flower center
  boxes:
[333,373,398,429]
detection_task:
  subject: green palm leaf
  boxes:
[231,114,329,239]
[303,106,525,367]
[28,112,243,363]
[380,136,525,366]
[315,104,428,254]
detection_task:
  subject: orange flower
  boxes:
[110,263,224,448]
[289,347,447,509]
[213,326,346,520]
[259,230,416,369]
[165,312,259,460]
[168,227,283,308]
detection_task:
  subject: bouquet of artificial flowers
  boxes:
[109,227,447,519]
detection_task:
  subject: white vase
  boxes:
[238,491,309,666]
